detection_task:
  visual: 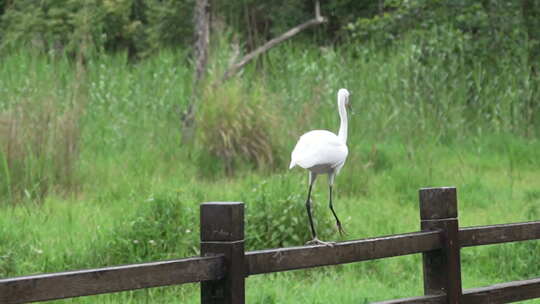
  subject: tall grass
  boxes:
[0,53,82,203]
[3,30,537,202]
[196,80,284,175]
[0,31,539,302]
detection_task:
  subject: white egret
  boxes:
[289,88,351,245]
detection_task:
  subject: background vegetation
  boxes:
[0,0,539,302]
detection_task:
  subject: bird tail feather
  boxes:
[289,160,296,169]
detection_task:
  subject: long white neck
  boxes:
[337,97,348,143]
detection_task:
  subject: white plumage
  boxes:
[290,88,351,245]
[289,130,348,174]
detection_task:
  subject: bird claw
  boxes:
[337,222,346,236]
[306,238,335,247]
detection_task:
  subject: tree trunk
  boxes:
[522,0,540,76]
[193,0,210,83]
[521,0,539,136]
[182,0,210,144]
[182,0,326,143]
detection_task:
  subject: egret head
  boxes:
[338,88,350,108]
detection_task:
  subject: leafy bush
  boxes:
[242,176,335,249]
[103,192,198,264]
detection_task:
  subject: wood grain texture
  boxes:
[200,202,244,242]
[419,187,462,304]
[0,256,224,304]
[201,202,245,304]
[460,221,540,247]
[245,231,442,275]
[462,277,540,304]
[372,294,445,304]
[419,187,458,220]
[421,219,462,303]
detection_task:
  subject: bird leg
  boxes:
[305,182,318,240]
[304,174,334,246]
[329,185,346,236]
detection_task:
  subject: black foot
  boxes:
[336,221,346,236]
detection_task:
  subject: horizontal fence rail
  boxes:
[245,231,442,275]
[0,256,224,304]
[373,277,540,304]
[373,294,446,304]
[1,187,540,303]
[462,277,540,303]
[460,220,540,247]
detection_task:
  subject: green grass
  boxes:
[1,34,540,302]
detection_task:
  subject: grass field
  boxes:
[1,36,540,302]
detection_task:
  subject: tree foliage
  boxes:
[0,0,194,58]
[0,0,538,71]
[347,0,539,63]
[0,0,378,56]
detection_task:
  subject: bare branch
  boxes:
[219,1,326,84]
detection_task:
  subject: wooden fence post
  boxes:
[419,187,462,304]
[200,202,245,304]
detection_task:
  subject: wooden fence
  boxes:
[1,187,540,303]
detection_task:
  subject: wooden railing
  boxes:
[1,187,540,304]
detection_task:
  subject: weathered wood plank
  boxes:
[372,294,445,304]
[419,187,457,220]
[245,231,442,275]
[0,256,224,304]
[419,187,462,302]
[200,202,245,304]
[462,277,540,304]
[460,221,540,247]
[200,202,244,242]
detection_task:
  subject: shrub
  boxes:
[195,80,284,175]
[241,176,335,249]
[102,192,199,264]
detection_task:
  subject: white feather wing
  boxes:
[289,130,348,170]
